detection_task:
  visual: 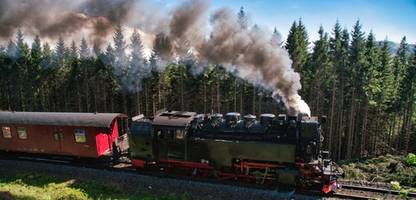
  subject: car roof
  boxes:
[0,111,124,128]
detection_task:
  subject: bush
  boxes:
[391,181,401,190]
[406,153,416,166]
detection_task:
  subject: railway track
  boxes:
[2,155,415,200]
[332,184,416,199]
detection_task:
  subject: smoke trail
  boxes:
[159,3,310,115]
[0,0,310,115]
[0,0,133,46]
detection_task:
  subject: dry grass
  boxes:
[340,154,416,188]
[0,173,185,200]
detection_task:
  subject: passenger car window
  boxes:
[53,129,64,141]
[17,127,27,139]
[2,127,11,138]
[74,129,86,143]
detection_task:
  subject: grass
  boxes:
[0,173,187,200]
[339,154,416,188]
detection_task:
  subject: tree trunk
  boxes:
[145,83,149,116]
[180,66,184,111]
[77,81,82,112]
[360,96,369,157]
[346,88,356,159]
[258,93,262,115]
[217,76,220,113]
[136,91,141,114]
[240,85,244,114]
[234,79,237,111]
[328,81,336,153]
[252,87,256,115]
[337,84,344,160]
[85,79,90,112]
[403,93,414,153]
[203,82,207,113]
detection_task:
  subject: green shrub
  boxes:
[391,181,401,190]
[399,189,409,198]
[406,153,416,166]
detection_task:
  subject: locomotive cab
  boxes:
[299,120,321,161]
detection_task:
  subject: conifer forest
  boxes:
[0,5,415,162]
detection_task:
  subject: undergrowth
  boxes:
[340,154,416,188]
[0,173,187,200]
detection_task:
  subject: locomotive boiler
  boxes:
[129,110,342,193]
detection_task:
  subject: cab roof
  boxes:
[153,110,196,127]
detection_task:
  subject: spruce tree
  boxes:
[80,38,91,59]
[306,26,331,112]
[54,37,66,68]
[379,39,394,108]
[285,19,309,85]
[271,27,283,47]
[113,24,128,113]
[346,20,366,159]
[329,21,344,159]
[237,6,248,30]
[130,29,146,114]
[29,35,42,111]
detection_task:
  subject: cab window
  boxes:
[2,126,11,139]
[118,117,128,135]
[175,129,185,139]
[74,129,86,143]
[17,127,27,139]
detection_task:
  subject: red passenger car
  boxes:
[0,111,128,159]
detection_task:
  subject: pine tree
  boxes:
[329,21,347,159]
[29,35,42,111]
[395,37,412,152]
[271,27,283,47]
[79,37,92,112]
[80,38,91,59]
[54,37,66,68]
[346,20,366,159]
[237,6,248,30]
[15,30,29,59]
[69,41,78,59]
[15,30,30,111]
[130,29,146,114]
[285,19,309,86]
[306,26,331,114]
[113,24,128,113]
[360,31,382,155]
[103,44,116,112]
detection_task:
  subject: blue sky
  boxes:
[170,0,416,43]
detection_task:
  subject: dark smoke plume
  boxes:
[0,0,310,115]
[0,0,133,46]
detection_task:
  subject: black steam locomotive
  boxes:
[129,110,343,193]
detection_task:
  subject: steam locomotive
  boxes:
[129,110,343,193]
[0,110,342,194]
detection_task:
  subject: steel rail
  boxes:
[341,184,416,198]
